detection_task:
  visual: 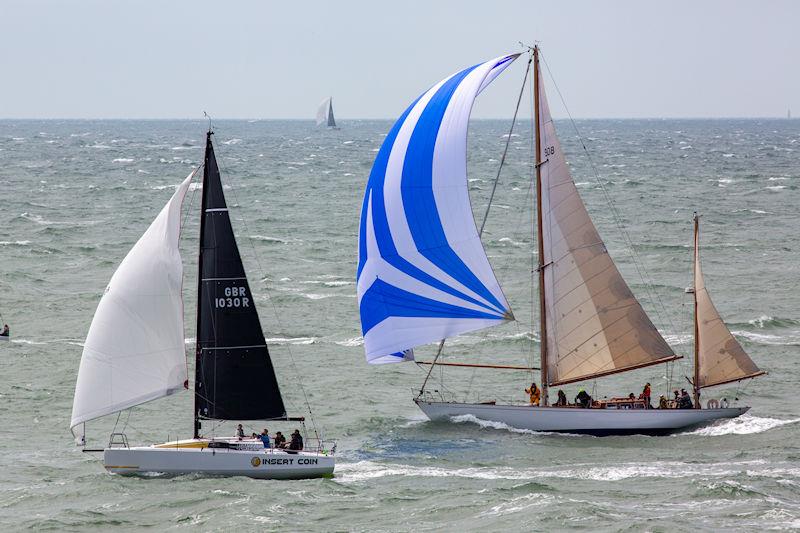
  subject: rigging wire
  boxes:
[211,132,321,443]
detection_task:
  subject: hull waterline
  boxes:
[415,399,749,436]
[104,445,335,479]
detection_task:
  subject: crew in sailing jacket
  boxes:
[575,389,592,408]
[1,324,8,337]
[525,383,541,406]
[642,382,652,409]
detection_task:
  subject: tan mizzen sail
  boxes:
[534,54,680,387]
[693,214,765,389]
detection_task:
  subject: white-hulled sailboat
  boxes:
[356,47,765,435]
[70,130,335,478]
[316,97,339,129]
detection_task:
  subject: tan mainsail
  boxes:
[535,59,679,386]
[693,216,765,388]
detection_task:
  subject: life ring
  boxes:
[707,399,720,409]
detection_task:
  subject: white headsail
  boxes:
[357,55,519,364]
[70,171,195,431]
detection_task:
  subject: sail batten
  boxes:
[693,215,764,389]
[70,171,195,430]
[535,58,677,386]
[357,54,519,364]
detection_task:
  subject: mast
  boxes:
[533,45,549,405]
[693,213,700,409]
[193,130,213,439]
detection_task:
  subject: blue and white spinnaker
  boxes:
[357,54,519,364]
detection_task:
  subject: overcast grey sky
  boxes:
[1,0,797,119]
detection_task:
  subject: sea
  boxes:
[0,118,798,531]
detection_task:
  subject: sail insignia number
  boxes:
[543,145,555,156]
[215,285,250,309]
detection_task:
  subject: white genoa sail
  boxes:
[70,171,195,431]
[535,60,679,386]
[694,217,765,388]
[357,54,519,363]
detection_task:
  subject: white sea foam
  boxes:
[264,336,317,345]
[479,493,553,517]
[334,459,768,484]
[335,337,363,347]
[112,158,134,163]
[663,333,693,345]
[0,240,31,246]
[222,138,241,145]
[766,185,787,191]
[684,414,800,436]
[732,330,800,346]
[11,339,48,346]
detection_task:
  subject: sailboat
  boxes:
[316,97,339,129]
[70,130,335,478]
[356,48,765,435]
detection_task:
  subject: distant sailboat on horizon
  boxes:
[316,97,339,129]
[356,47,765,436]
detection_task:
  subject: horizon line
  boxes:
[0,116,794,121]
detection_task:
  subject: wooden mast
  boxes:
[533,45,549,406]
[693,213,700,409]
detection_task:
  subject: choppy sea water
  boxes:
[0,118,798,531]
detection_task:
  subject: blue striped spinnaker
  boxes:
[357,54,519,364]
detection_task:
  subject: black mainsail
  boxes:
[194,131,285,436]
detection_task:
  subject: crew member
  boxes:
[274,431,286,449]
[642,382,652,409]
[525,382,541,406]
[0,324,8,337]
[287,429,304,454]
[555,389,567,407]
[260,429,271,448]
[575,388,591,408]
[658,395,668,409]
[234,423,245,439]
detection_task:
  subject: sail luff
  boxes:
[533,46,549,404]
[693,214,701,407]
[693,215,765,390]
[535,55,678,386]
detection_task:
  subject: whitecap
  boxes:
[112,158,134,163]
[222,138,242,145]
[766,185,787,191]
[684,414,800,436]
[264,336,317,345]
[334,337,363,347]
[0,240,31,246]
[733,330,800,346]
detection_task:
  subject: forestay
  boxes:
[536,60,679,386]
[694,219,764,388]
[357,54,519,364]
[70,171,195,430]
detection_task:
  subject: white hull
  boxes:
[104,442,335,479]
[415,399,749,436]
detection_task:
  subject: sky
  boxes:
[1,0,798,119]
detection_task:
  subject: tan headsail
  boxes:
[534,51,680,387]
[693,214,765,389]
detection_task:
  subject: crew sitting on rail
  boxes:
[260,429,271,448]
[274,431,286,449]
[575,388,591,408]
[234,424,245,440]
[525,382,541,406]
[0,324,8,337]
[672,390,680,408]
[555,389,568,407]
